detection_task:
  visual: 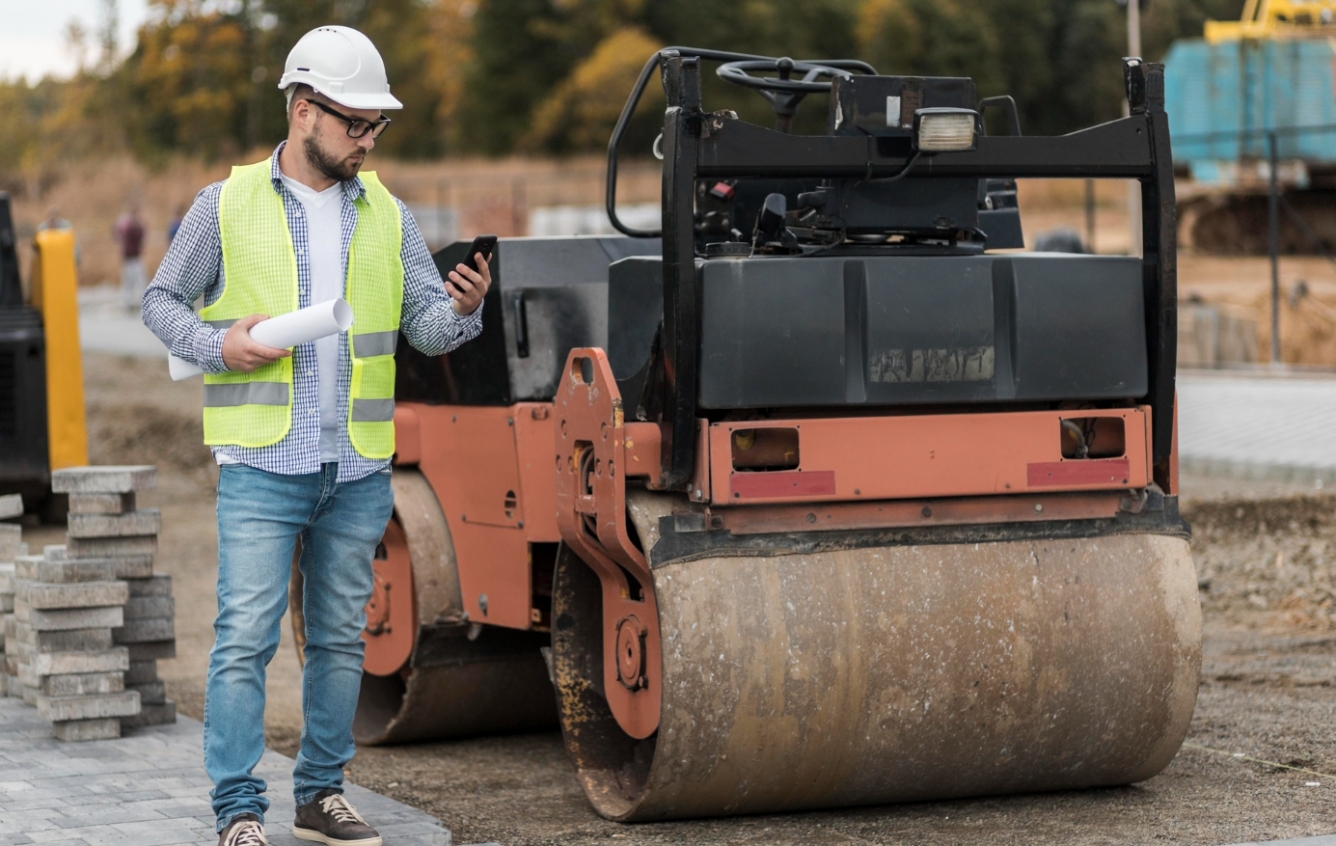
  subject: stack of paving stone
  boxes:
[11,547,139,739]
[0,493,26,697]
[53,464,177,729]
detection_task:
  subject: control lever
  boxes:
[753,193,790,248]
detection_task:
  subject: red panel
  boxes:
[410,403,532,631]
[1027,458,1131,487]
[730,470,836,500]
[708,407,1151,505]
[513,403,560,542]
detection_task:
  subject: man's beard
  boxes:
[303,130,363,182]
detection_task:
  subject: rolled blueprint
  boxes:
[168,298,354,381]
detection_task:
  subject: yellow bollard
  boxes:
[30,229,88,471]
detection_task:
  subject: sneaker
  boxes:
[219,813,267,846]
[292,789,383,846]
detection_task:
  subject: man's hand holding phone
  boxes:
[448,234,496,316]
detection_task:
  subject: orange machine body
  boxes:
[386,389,1172,643]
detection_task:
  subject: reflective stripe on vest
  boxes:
[204,382,289,407]
[200,158,404,457]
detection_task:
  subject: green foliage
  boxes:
[0,0,1247,175]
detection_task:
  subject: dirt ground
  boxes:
[44,351,1335,846]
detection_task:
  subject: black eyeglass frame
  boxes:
[306,99,391,139]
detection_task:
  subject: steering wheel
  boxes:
[717,57,876,131]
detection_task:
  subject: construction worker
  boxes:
[141,25,491,846]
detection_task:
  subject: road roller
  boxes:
[290,48,1200,821]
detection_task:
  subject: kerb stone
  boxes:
[124,596,174,619]
[114,618,175,643]
[52,717,121,741]
[17,579,128,610]
[16,556,116,584]
[0,524,22,558]
[124,659,159,685]
[41,671,125,696]
[65,535,158,559]
[126,574,172,597]
[129,680,165,705]
[15,626,115,653]
[16,602,123,631]
[67,492,136,514]
[127,640,176,661]
[67,510,162,539]
[121,699,174,727]
[0,493,22,520]
[37,689,140,721]
[51,465,157,494]
[25,647,129,679]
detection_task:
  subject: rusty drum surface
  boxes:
[554,493,1202,821]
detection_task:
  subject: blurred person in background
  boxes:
[113,205,146,309]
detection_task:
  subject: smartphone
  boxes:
[462,234,498,273]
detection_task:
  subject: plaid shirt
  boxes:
[142,143,482,482]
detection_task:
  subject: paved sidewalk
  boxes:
[1179,371,1336,485]
[0,697,449,846]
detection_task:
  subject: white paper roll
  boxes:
[168,299,355,381]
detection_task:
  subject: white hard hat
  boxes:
[277,25,402,111]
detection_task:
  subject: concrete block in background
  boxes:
[16,555,116,584]
[17,580,128,610]
[0,562,13,594]
[18,604,123,632]
[129,680,165,705]
[52,717,121,741]
[3,674,15,697]
[113,618,174,643]
[41,671,124,697]
[65,535,157,559]
[67,510,161,539]
[23,647,128,680]
[121,700,174,727]
[124,596,174,620]
[127,640,176,661]
[20,684,37,706]
[110,556,155,579]
[126,574,171,597]
[14,626,114,653]
[51,465,157,495]
[0,594,12,613]
[0,673,5,696]
[36,689,139,721]
[67,492,135,515]
[124,660,159,685]
[0,494,23,520]
[0,524,22,558]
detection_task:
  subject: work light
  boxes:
[913,108,978,152]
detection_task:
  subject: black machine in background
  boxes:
[0,193,50,506]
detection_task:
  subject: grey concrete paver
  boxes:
[1179,372,1336,484]
[0,697,450,845]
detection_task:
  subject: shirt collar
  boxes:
[270,141,366,203]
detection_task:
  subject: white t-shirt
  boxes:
[280,173,344,463]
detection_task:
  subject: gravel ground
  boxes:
[62,353,1336,846]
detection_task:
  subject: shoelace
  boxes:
[224,820,267,846]
[319,793,368,826]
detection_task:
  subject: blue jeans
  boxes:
[205,462,393,831]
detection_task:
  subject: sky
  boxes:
[0,0,151,82]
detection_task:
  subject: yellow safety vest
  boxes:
[200,158,403,459]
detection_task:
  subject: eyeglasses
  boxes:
[307,99,391,139]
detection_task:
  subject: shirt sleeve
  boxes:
[396,199,484,356]
[140,183,229,374]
